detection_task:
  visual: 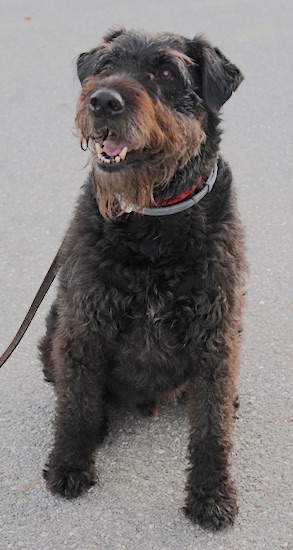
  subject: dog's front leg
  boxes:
[185,330,239,531]
[43,337,106,499]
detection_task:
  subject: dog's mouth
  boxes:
[94,130,143,169]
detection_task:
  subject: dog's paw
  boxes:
[43,460,96,499]
[184,485,238,531]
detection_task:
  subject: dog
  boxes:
[39,28,247,531]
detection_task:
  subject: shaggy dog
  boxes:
[39,28,247,531]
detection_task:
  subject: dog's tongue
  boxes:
[103,136,135,157]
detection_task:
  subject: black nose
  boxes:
[89,89,125,116]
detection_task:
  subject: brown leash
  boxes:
[0,248,61,368]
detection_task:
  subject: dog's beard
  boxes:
[92,163,155,218]
[91,116,206,219]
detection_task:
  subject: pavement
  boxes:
[0,1,292,549]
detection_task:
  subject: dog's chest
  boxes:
[91,220,206,358]
[101,267,194,393]
[96,256,198,362]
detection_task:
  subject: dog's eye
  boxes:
[159,67,175,81]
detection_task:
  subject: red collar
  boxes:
[152,176,203,207]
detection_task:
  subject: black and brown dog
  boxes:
[39,28,247,531]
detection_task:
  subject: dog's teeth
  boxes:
[119,146,128,160]
[98,152,123,165]
[95,143,103,155]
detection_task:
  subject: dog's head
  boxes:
[75,29,243,217]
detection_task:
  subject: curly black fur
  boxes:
[39,29,247,531]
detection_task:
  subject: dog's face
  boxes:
[75,29,243,217]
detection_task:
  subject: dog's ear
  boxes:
[77,48,100,83]
[190,36,244,113]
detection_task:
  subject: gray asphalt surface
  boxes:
[0,1,292,549]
